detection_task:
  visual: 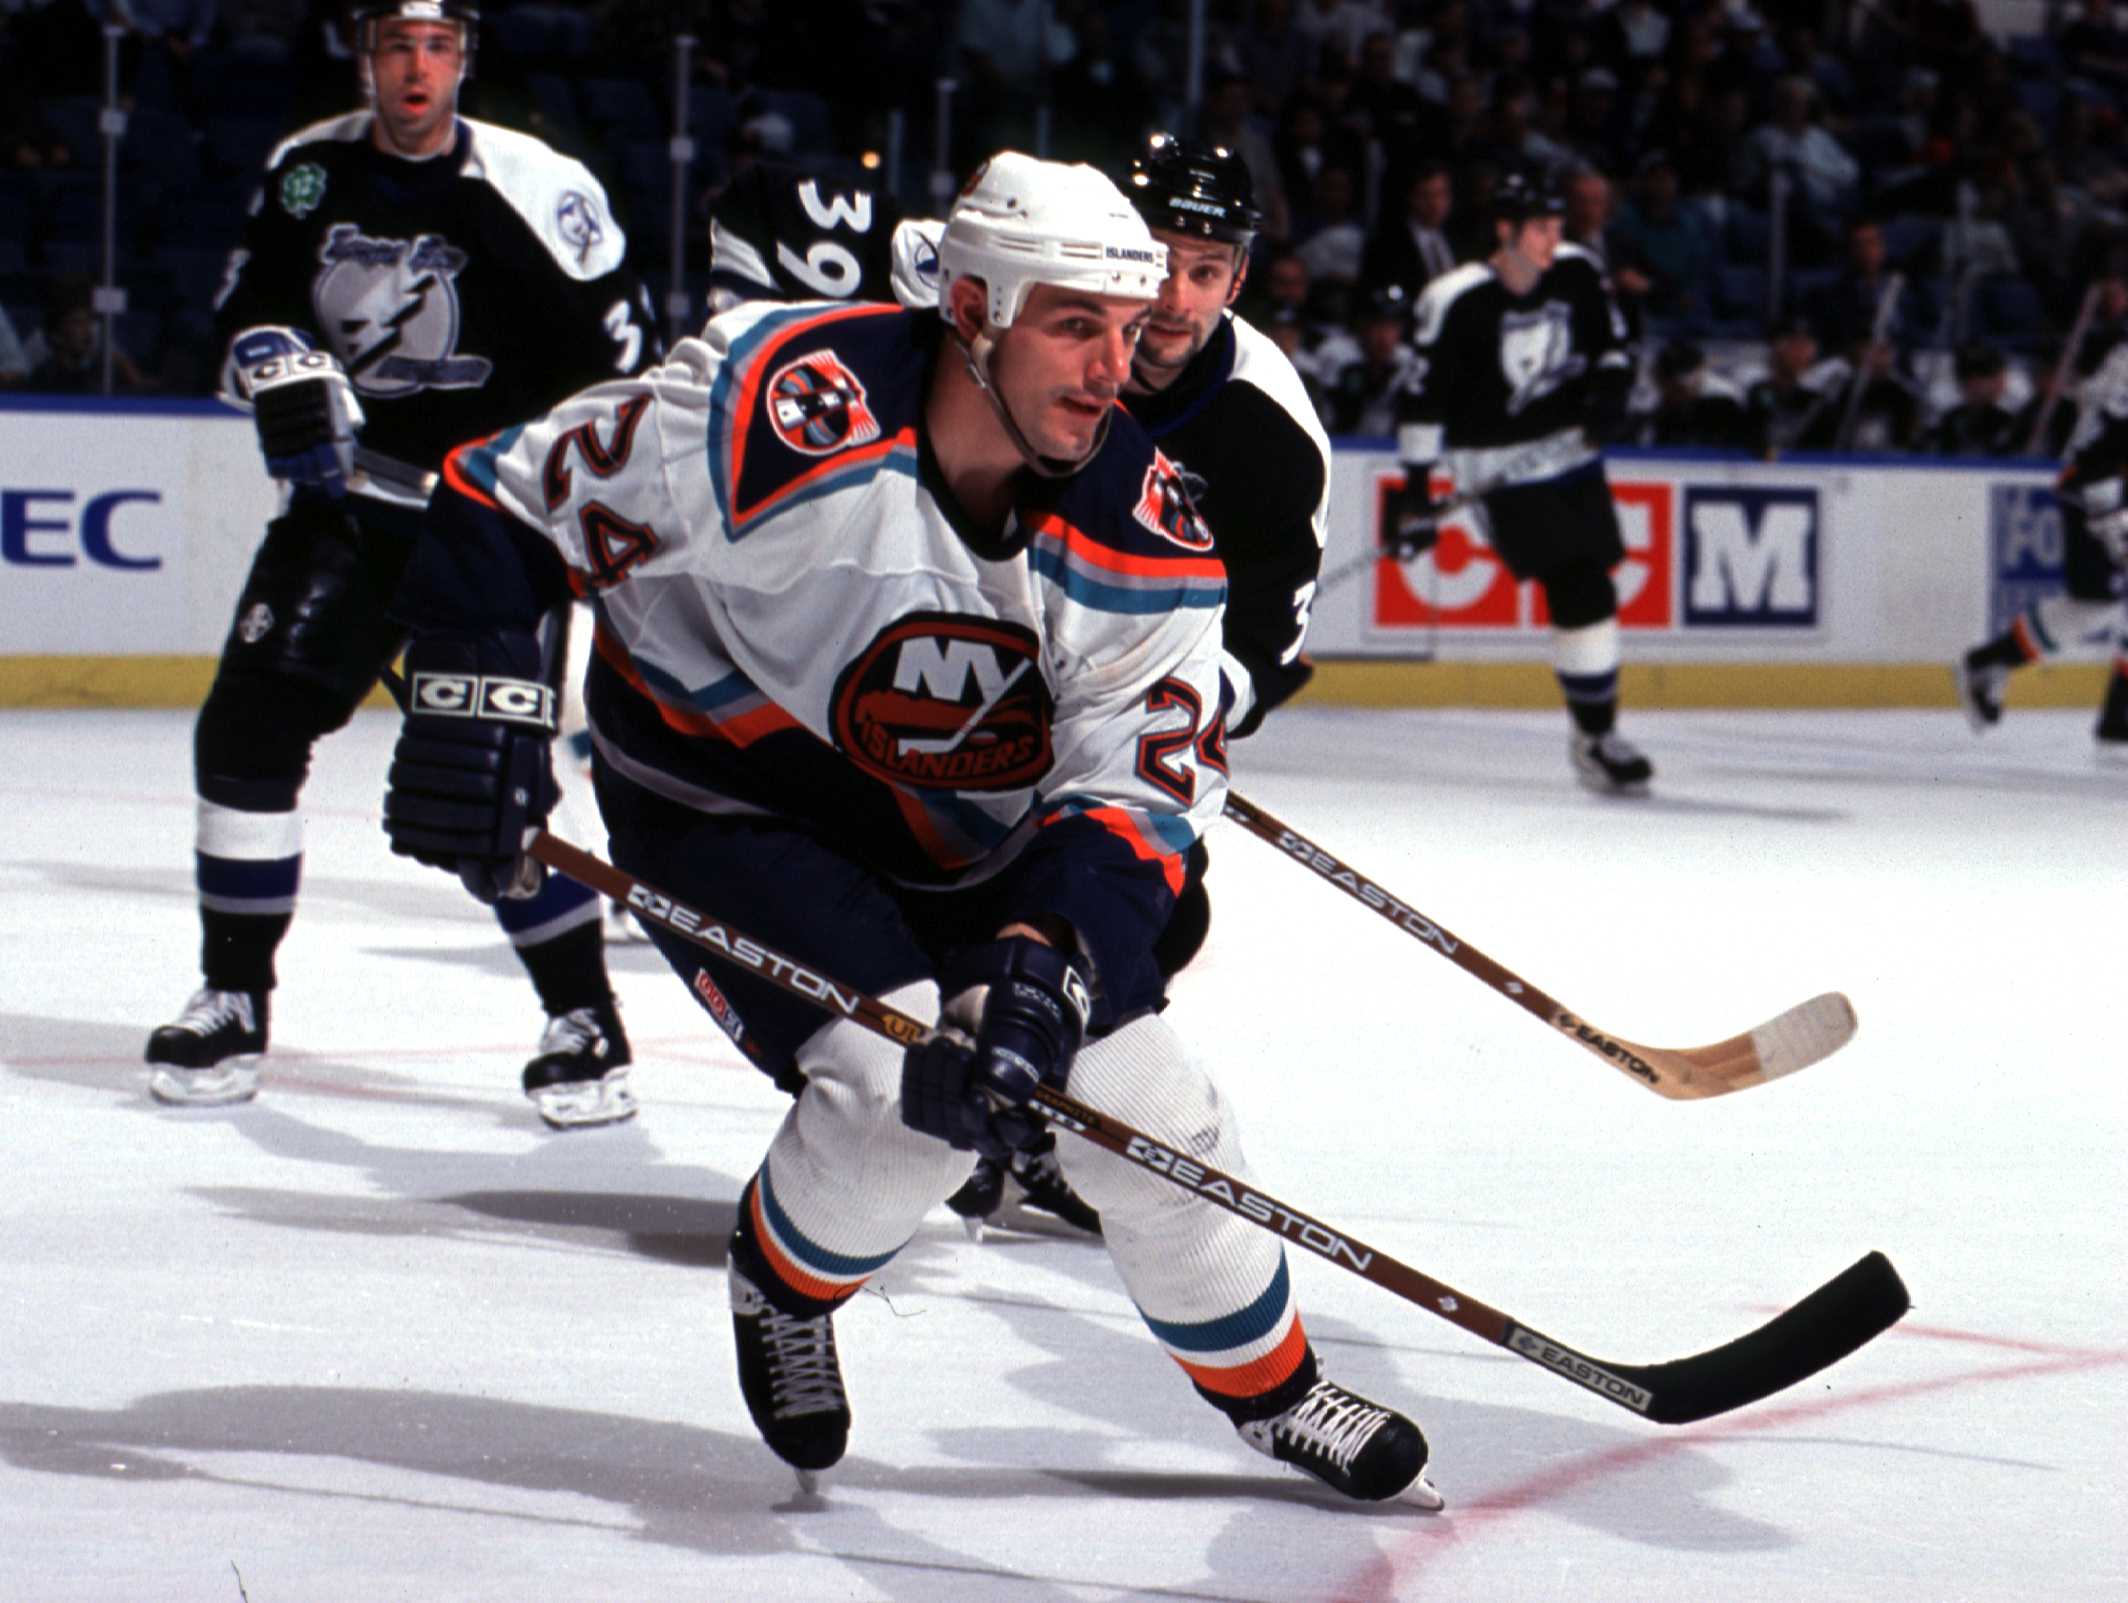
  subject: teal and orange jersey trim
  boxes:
[1139,1256,1312,1403]
[744,1161,903,1312]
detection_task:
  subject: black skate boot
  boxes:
[729,1263,850,1492]
[146,988,267,1107]
[1955,649,2009,733]
[521,999,635,1130]
[2096,670,2128,759]
[1571,729,1653,794]
[1237,1378,1443,1509]
[944,1155,1007,1241]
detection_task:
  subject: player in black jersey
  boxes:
[701,138,1333,1236]
[1955,353,2128,752]
[1387,170,1654,793]
[144,1,663,1127]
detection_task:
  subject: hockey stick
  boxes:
[1222,792,1858,1100]
[523,828,1908,1424]
[2025,281,2101,457]
[1315,436,1585,598]
[1833,272,1904,451]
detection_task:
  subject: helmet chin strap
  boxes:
[955,326,1109,479]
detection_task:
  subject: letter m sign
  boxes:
[1683,487,1820,627]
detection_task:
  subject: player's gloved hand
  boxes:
[2091,506,2128,567]
[901,937,1092,1161]
[1380,470,1442,560]
[226,326,366,497]
[2080,477,2128,566]
[383,632,559,903]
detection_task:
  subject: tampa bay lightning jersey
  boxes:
[413,302,1231,1010]
[707,160,943,315]
[1397,244,1630,469]
[214,112,659,484]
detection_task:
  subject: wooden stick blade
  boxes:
[1632,992,1861,1100]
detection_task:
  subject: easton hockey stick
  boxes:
[523,829,1908,1424]
[1222,792,1858,1100]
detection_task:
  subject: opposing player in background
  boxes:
[700,137,1332,1235]
[376,152,1442,1511]
[145,1,661,1127]
[1386,169,1652,793]
[1955,364,2128,752]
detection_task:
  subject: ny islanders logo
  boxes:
[765,349,882,455]
[831,613,1053,791]
[1135,449,1214,551]
[312,224,492,397]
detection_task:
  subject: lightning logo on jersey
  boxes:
[1498,304,1581,416]
[766,349,883,456]
[313,224,493,396]
[831,614,1054,791]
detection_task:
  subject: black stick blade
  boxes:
[1500,1252,1908,1425]
[1631,1251,1910,1425]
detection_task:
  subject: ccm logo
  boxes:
[248,351,339,388]
[408,671,556,728]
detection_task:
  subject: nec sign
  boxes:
[1682,487,1819,627]
[2,487,164,570]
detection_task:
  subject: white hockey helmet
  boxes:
[937,152,1167,330]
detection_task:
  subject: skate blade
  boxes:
[1403,1473,1446,1513]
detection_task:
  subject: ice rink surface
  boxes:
[2,701,2123,1602]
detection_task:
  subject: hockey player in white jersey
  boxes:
[377,152,1441,1509]
[1955,350,2128,752]
[143,0,659,1127]
[704,138,1334,1240]
[1387,169,1654,793]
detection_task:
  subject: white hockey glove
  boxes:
[2080,478,2128,567]
[225,326,366,497]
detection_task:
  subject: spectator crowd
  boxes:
[7,0,2128,459]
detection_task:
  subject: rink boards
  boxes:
[0,398,2107,708]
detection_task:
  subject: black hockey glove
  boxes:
[1380,470,1442,560]
[901,937,1092,1161]
[226,326,366,497]
[382,633,560,903]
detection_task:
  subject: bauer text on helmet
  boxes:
[938,153,1168,330]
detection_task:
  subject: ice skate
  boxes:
[1571,729,1653,794]
[521,1000,636,1129]
[1237,1378,1443,1510]
[1955,652,2008,733]
[2096,674,2128,760]
[944,1132,1101,1241]
[145,988,267,1106]
[730,1263,850,1491]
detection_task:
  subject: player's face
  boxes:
[369,20,464,158]
[991,284,1149,462]
[1504,216,1563,271]
[1132,232,1245,390]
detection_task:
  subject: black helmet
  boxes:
[1125,132,1263,245]
[1363,281,1413,326]
[1492,167,1566,226]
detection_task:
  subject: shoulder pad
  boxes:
[463,118,627,281]
[263,111,367,174]
[1413,263,1491,344]
[1026,414,1227,617]
[710,302,926,536]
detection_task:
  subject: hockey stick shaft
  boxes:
[524,829,1906,1423]
[2026,281,2101,456]
[1221,792,1857,1099]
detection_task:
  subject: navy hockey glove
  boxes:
[901,938,1092,1161]
[226,326,366,497]
[383,633,560,903]
[1380,470,1442,560]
